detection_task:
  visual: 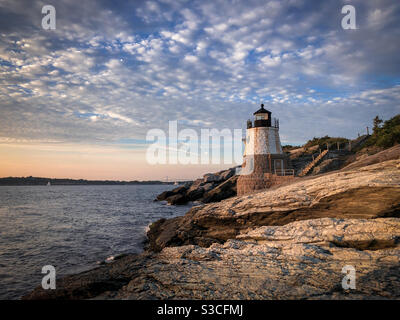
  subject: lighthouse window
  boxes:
[256,114,268,120]
[248,157,254,171]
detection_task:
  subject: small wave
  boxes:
[144,223,151,233]
[97,253,128,265]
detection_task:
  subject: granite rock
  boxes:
[24,218,400,300]
[148,159,400,251]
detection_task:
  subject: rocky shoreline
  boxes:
[24,158,400,300]
[155,167,239,205]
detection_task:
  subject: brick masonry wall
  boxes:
[237,173,294,196]
[242,154,289,174]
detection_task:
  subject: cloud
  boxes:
[0,0,399,151]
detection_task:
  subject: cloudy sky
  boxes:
[0,0,399,180]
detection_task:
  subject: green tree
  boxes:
[373,115,383,134]
[364,114,400,149]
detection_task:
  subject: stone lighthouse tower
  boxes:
[237,104,292,196]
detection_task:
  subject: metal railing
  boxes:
[247,117,280,129]
[272,117,279,129]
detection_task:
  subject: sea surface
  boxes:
[0,185,191,299]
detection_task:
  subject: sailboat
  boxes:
[47,181,51,186]
[173,181,179,186]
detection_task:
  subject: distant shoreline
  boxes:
[0,177,186,186]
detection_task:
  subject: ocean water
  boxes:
[0,185,191,299]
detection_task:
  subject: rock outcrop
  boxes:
[342,144,400,171]
[201,175,238,203]
[24,217,400,300]
[156,167,238,205]
[148,159,400,252]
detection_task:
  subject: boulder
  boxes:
[186,187,205,201]
[155,167,240,205]
[203,173,220,183]
[171,185,188,194]
[201,175,238,203]
[165,194,188,205]
[156,185,189,203]
[218,168,235,181]
[156,190,175,201]
[188,178,203,190]
[202,182,215,192]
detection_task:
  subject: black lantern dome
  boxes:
[253,104,271,127]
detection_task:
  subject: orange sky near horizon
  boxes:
[0,142,233,181]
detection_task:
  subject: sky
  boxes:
[0,0,399,180]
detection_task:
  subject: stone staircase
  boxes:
[298,149,329,177]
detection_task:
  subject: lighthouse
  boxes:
[237,104,293,196]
